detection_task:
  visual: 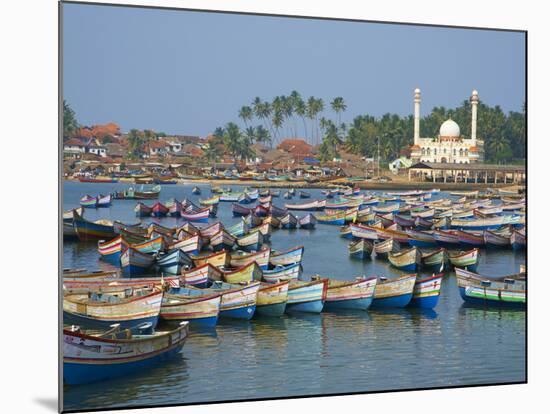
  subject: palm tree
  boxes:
[239,106,253,128]
[306,96,317,144]
[63,100,79,138]
[294,96,308,139]
[222,122,242,162]
[330,97,347,125]
[255,125,271,147]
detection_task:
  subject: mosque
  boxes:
[409,88,484,164]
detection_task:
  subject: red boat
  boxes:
[152,202,169,217]
[78,177,119,183]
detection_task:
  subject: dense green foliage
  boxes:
[63,100,79,138]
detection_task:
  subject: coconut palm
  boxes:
[63,100,79,138]
[239,106,253,128]
[294,96,308,139]
[330,97,347,125]
[255,125,271,146]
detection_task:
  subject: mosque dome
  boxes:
[439,119,460,138]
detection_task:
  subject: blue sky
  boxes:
[63,3,525,137]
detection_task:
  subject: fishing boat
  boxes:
[405,229,438,247]
[80,195,98,208]
[373,238,400,258]
[192,186,201,195]
[270,246,304,267]
[219,192,243,202]
[180,263,223,288]
[156,249,193,275]
[455,268,526,308]
[339,225,354,239]
[410,208,435,219]
[371,274,417,308]
[120,246,156,276]
[63,269,120,281]
[256,281,290,317]
[193,281,260,319]
[348,239,373,259]
[78,176,119,184]
[286,279,327,313]
[232,203,253,217]
[280,212,298,229]
[242,213,264,227]
[236,230,264,252]
[134,202,153,217]
[394,214,416,228]
[373,203,401,214]
[270,204,288,218]
[210,229,237,251]
[165,199,182,217]
[253,204,270,217]
[315,210,346,225]
[191,250,229,269]
[283,191,292,199]
[285,200,325,211]
[450,190,479,198]
[420,248,447,270]
[298,213,317,229]
[97,194,112,208]
[448,248,479,271]
[199,195,220,206]
[161,291,220,326]
[63,275,180,293]
[299,191,311,199]
[263,215,281,229]
[323,277,377,311]
[454,230,485,246]
[181,208,210,223]
[226,220,249,238]
[169,234,202,255]
[388,247,421,271]
[220,261,263,284]
[511,229,526,250]
[97,236,122,265]
[249,222,272,241]
[151,202,169,217]
[433,229,461,246]
[63,286,163,330]
[349,223,379,240]
[230,248,271,270]
[451,215,512,230]
[73,209,117,241]
[63,321,189,385]
[134,185,162,200]
[409,273,443,308]
[483,230,511,248]
[262,263,302,283]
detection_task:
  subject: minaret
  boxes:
[414,88,421,145]
[470,89,479,147]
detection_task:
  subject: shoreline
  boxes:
[64,178,525,192]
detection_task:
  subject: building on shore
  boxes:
[409,88,484,164]
[408,162,525,184]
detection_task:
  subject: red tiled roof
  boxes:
[64,138,85,146]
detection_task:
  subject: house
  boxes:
[147,140,170,157]
[104,143,127,159]
[87,144,107,158]
[63,138,87,157]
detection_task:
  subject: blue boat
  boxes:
[156,248,193,275]
[63,287,163,330]
[408,273,443,309]
[371,274,416,309]
[63,321,189,385]
[286,279,326,313]
[388,247,421,272]
[323,277,377,311]
[120,246,156,276]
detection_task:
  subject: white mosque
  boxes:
[409,88,484,164]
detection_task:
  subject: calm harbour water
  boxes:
[62,181,526,411]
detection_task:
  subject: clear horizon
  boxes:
[63,3,526,138]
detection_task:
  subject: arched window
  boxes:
[459,148,464,157]
[443,148,447,154]
[434,148,437,155]
[465,149,468,156]
[453,149,457,156]
[427,148,431,156]
[421,148,425,155]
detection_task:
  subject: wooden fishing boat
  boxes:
[405,229,438,247]
[78,176,119,184]
[134,202,153,217]
[502,202,525,211]
[420,248,447,270]
[190,281,260,319]
[322,277,377,311]
[63,275,179,293]
[269,204,288,218]
[169,234,202,255]
[134,185,161,200]
[511,229,526,250]
[483,230,511,248]
[339,225,354,239]
[349,223,379,240]
[249,222,272,241]
[256,281,290,317]
[210,229,237,251]
[315,210,347,226]
[409,273,443,308]
[283,191,292,199]
[180,208,210,223]
[299,191,311,199]
[96,194,112,208]
[80,194,98,208]
[219,192,243,202]
[410,208,435,219]
[348,239,373,260]
[286,279,327,313]
[285,200,325,211]
[371,274,417,308]
[73,209,116,241]
[451,215,511,230]
[180,263,222,287]
[263,215,281,229]
[270,246,304,267]
[63,286,163,330]
[120,246,156,276]
[236,230,264,252]
[164,199,181,217]
[156,249,193,275]
[298,213,317,229]
[394,214,416,228]
[161,291,220,326]
[97,236,122,265]
[448,248,479,271]
[192,186,201,195]
[230,248,271,270]
[191,250,229,269]
[373,203,400,214]
[388,247,421,271]
[280,212,298,229]
[454,230,485,246]
[63,321,188,385]
[455,268,526,308]
[433,229,461,246]
[232,203,253,217]
[253,204,270,217]
[262,263,301,283]
[199,195,220,206]
[221,261,262,284]
[373,238,400,258]
[227,220,249,238]
[450,190,479,198]
[63,269,120,281]
[258,195,272,204]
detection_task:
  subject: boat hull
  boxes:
[255,302,287,317]
[285,300,324,314]
[371,293,413,309]
[323,297,373,311]
[219,305,256,320]
[63,312,159,331]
